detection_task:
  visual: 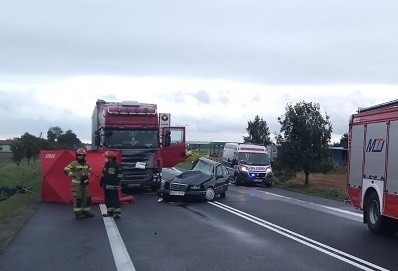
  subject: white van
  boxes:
[221,143,273,187]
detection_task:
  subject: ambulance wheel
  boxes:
[365,192,384,234]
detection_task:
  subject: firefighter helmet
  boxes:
[76,148,86,156]
[103,151,117,159]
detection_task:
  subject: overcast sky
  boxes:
[1,1,398,144]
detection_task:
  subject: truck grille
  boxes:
[121,149,156,186]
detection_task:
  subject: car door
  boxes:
[214,164,226,193]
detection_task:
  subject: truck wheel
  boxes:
[365,192,384,234]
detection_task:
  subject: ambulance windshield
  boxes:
[237,152,270,166]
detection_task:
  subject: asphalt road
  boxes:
[0,173,397,271]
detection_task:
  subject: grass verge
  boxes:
[0,161,42,253]
[274,170,349,201]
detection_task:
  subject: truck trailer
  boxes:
[91,99,187,191]
[348,99,398,233]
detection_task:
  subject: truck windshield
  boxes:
[105,130,159,149]
[237,152,270,166]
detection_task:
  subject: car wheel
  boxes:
[205,187,216,201]
[365,192,384,234]
[220,191,226,198]
[234,175,241,186]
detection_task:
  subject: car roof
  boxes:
[198,157,221,166]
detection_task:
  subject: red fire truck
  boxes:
[348,99,398,233]
[92,99,187,191]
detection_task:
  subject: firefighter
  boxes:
[100,151,123,218]
[64,148,95,219]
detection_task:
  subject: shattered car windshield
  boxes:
[192,160,214,176]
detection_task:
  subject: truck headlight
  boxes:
[266,167,272,174]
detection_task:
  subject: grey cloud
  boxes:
[192,90,211,104]
[1,1,398,84]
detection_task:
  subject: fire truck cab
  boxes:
[348,99,398,233]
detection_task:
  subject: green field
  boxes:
[0,160,42,252]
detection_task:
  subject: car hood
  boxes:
[171,171,212,185]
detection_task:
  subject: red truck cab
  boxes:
[91,99,187,191]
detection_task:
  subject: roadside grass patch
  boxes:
[275,168,349,201]
[0,161,41,253]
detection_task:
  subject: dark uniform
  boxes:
[101,151,123,218]
[64,148,95,219]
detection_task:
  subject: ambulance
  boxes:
[222,143,273,187]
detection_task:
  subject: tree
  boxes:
[20,133,41,164]
[47,126,63,143]
[333,133,348,149]
[276,101,332,185]
[58,129,83,149]
[10,139,25,166]
[243,115,272,146]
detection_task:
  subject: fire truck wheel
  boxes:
[365,192,384,234]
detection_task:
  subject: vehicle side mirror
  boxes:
[163,131,171,147]
[227,158,230,162]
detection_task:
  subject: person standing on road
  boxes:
[100,151,123,218]
[64,148,95,219]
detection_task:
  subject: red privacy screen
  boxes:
[40,149,133,205]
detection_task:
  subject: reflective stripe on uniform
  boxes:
[105,185,120,190]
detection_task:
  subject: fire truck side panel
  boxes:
[386,121,398,194]
[348,124,364,188]
[347,186,361,209]
[363,122,387,181]
[384,194,398,218]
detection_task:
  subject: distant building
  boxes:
[186,141,229,158]
[329,146,348,166]
[0,140,13,153]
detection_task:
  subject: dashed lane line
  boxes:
[100,204,136,271]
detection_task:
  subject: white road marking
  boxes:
[261,190,362,217]
[100,204,136,271]
[232,186,362,219]
[209,201,389,271]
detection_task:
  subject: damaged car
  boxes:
[157,157,230,201]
